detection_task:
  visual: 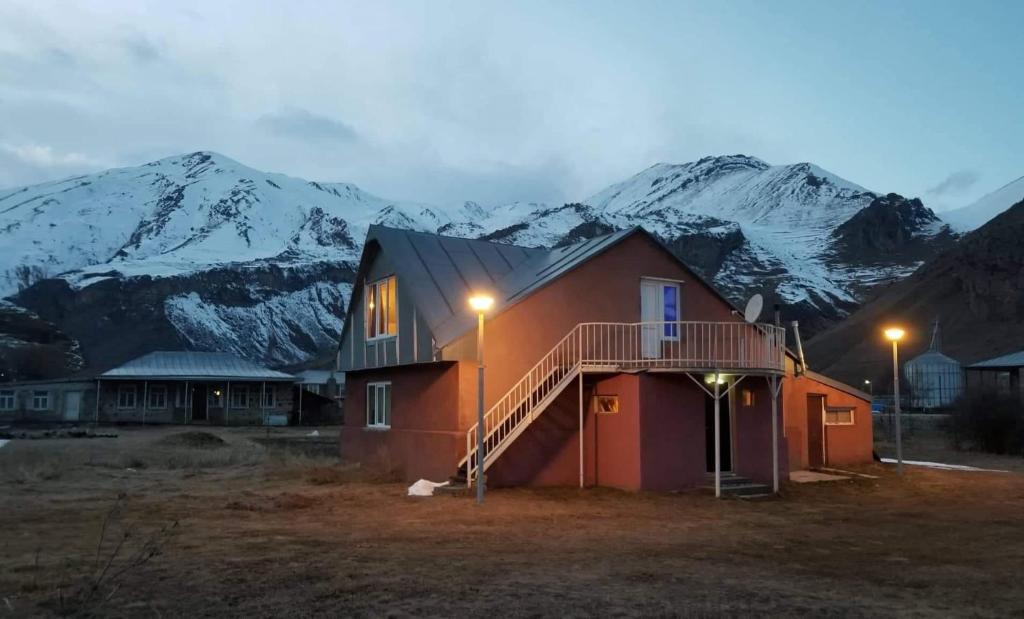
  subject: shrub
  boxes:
[948,390,1024,455]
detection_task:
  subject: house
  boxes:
[294,369,345,424]
[337,225,873,494]
[94,351,296,424]
[964,350,1024,401]
[0,377,97,424]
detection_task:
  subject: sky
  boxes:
[1,1,1021,211]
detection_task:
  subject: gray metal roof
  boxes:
[905,350,961,368]
[100,351,295,381]
[294,369,344,385]
[967,350,1024,369]
[361,225,639,347]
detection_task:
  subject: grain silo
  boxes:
[904,319,963,409]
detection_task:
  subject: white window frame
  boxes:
[116,385,137,410]
[365,276,398,341]
[0,389,14,411]
[366,382,392,429]
[148,385,168,409]
[230,385,250,409]
[824,406,855,426]
[32,390,51,411]
[262,384,277,408]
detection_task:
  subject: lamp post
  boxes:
[468,294,495,504]
[884,327,906,475]
[863,379,872,395]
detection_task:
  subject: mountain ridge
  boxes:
[0,150,963,371]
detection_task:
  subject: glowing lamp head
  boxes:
[468,294,495,313]
[884,327,905,342]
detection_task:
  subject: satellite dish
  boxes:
[743,294,764,323]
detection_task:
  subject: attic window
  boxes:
[366,276,397,340]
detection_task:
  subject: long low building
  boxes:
[0,351,319,426]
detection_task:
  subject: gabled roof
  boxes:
[100,351,294,381]
[356,226,545,347]
[967,350,1024,369]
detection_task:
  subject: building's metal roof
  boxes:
[100,351,295,381]
[967,350,1024,369]
[905,350,961,368]
[362,226,639,347]
[294,369,344,385]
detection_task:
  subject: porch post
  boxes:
[771,375,779,494]
[143,380,148,425]
[578,373,584,488]
[94,379,101,425]
[298,385,303,425]
[184,380,190,424]
[714,372,721,498]
[226,380,231,426]
[261,380,266,425]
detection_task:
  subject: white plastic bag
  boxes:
[407,479,450,497]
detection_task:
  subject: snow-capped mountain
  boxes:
[461,155,955,328]
[942,175,1024,231]
[0,151,444,294]
[0,151,956,371]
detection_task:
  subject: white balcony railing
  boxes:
[578,321,786,373]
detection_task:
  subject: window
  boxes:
[0,390,14,411]
[32,390,51,410]
[365,276,398,340]
[117,385,136,409]
[366,382,391,428]
[662,283,680,339]
[231,386,250,409]
[741,389,755,407]
[592,395,620,414]
[262,384,276,408]
[148,385,167,409]
[825,406,854,425]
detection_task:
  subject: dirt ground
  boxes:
[2,426,1024,617]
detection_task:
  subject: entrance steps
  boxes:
[704,472,774,498]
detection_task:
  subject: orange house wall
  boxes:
[445,233,740,422]
[488,372,788,491]
[783,375,873,469]
[341,361,476,482]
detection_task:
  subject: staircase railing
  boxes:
[463,320,785,485]
[464,326,582,486]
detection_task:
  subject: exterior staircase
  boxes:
[455,320,787,489]
[705,473,774,498]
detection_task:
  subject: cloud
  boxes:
[255,108,359,144]
[927,170,980,196]
[0,142,107,188]
[122,34,161,63]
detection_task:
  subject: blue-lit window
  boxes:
[663,284,679,339]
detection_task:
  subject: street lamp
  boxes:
[863,379,872,395]
[884,327,906,475]
[468,293,495,504]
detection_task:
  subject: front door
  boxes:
[191,385,208,422]
[807,394,825,468]
[640,278,681,358]
[705,387,733,473]
[63,391,81,422]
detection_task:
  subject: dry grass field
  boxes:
[2,426,1024,617]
